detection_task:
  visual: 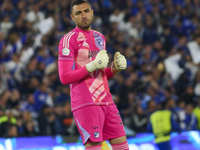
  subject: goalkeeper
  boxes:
[58,0,129,149]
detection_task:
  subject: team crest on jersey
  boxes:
[94,36,104,50]
[97,39,103,46]
[94,132,99,138]
[77,32,86,41]
[62,47,70,56]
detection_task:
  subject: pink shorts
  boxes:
[73,104,126,144]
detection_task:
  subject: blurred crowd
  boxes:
[0,0,200,138]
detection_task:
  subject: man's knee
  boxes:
[85,139,102,150]
[109,136,129,150]
[85,145,101,150]
[109,135,127,145]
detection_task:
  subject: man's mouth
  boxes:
[82,19,88,23]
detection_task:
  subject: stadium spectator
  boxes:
[193,98,200,130]
[147,101,181,150]
[37,104,56,136]
[130,105,148,132]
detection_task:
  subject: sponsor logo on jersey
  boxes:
[94,132,99,138]
[93,32,100,37]
[77,32,86,41]
[62,47,70,56]
[91,126,99,130]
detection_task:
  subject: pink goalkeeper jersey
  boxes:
[58,27,115,112]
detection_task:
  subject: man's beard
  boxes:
[76,18,93,30]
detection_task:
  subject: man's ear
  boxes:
[91,9,94,17]
[70,14,74,21]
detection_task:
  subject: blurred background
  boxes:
[0,0,200,150]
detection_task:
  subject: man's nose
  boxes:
[81,12,86,18]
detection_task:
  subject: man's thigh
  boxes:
[103,104,126,141]
[73,105,106,144]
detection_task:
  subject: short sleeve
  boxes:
[58,32,76,61]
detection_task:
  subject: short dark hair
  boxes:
[71,0,90,13]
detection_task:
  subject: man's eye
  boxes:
[76,12,80,15]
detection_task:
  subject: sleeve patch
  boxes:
[62,47,70,56]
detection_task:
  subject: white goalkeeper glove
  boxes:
[111,52,127,74]
[86,50,109,73]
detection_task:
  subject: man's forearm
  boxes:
[105,67,115,80]
[58,60,89,85]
